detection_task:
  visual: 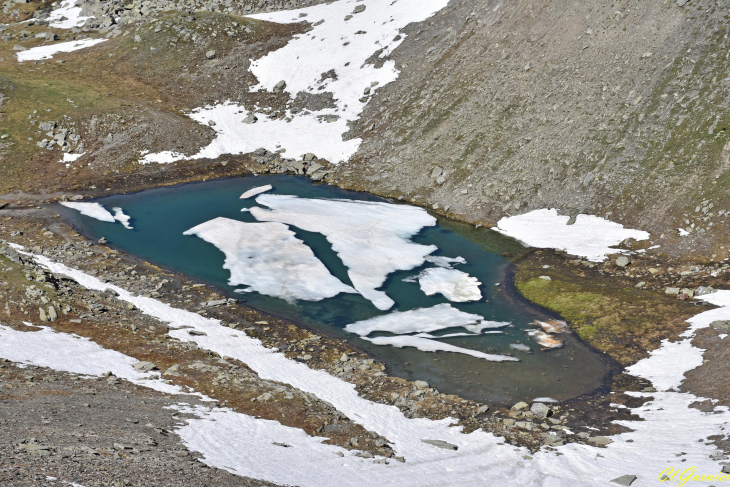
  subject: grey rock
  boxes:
[98,237,108,245]
[530,402,551,418]
[353,4,366,14]
[205,50,216,59]
[588,436,613,446]
[511,401,529,411]
[676,0,689,5]
[615,256,630,267]
[421,439,458,450]
[47,306,58,322]
[38,122,55,131]
[665,287,680,295]
[430,166,443,178]
[243,113,258,124]
[273,80,287,93]
[695,286,716,296]
[132,361,156,372]
[610,475,637,486]
[414,380,429,389]
[710,320,730,331]
[39,308,48,322]
[13,45,26,51]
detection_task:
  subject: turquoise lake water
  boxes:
[57,175,609,405]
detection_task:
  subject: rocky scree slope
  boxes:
[346,0,730,259]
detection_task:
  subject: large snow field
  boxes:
[3,244,729,485]
[141,0,449,164]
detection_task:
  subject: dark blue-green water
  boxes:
[57,176,608,405]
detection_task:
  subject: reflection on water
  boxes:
[57,175,609,405]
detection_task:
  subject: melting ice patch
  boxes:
[140,0,449,165]
[16,38,107,62]
[418,267,482,302]
[60,201,115,223]
[240,184,273,199]
[251,194,437,310]
[345,303,489,336]
[184,217,356,303]
[363,334,518,362]
[493,208,650,262]
[424,255,467,268]
[113,207,133,229]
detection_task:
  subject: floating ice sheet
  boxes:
[184,217,356,303]
[140,0,449,165]
[60,201,115,223]
[418,267,482,302]
[493,208,650,262]
[424,255,467,268]
[16,38,107,62]
[345,303,499,336]
[113,207,133,229]
[251,194,437,310]
[362,334,518,362]
[240,184,273,199]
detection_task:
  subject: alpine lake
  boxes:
[57,175,610,405]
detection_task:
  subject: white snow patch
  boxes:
[184,217,356,303]
[418,267,482,302]
[18,248,730,486]
[678,228,690,237]
[113,207,133,229]
[251,195,437,310]
[62,152,84,163]
[344,304,495,336]
[17,38,107,62]
[140,0,449,165]
[47,0,91,28]
[240,184,273,199]
[364,334,518,362]
[60,201,115,223]
[493,208,650,262]
[0,324,183,395]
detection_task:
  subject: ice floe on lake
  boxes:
[13,247,730,486]
[61,201,133,229]
[16,38,107,62]
[345,304,511,361]
[363,334,518,362]
[493,208,649,262]
[344,303,491,336]
[184,217,356,303]
[113,207,133,229]
[240,184,273,199]
[251,194,437,310]
[424,255,467,268]
[60,201,115,223]
[418,267,482,302]
[141,0,449,165]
